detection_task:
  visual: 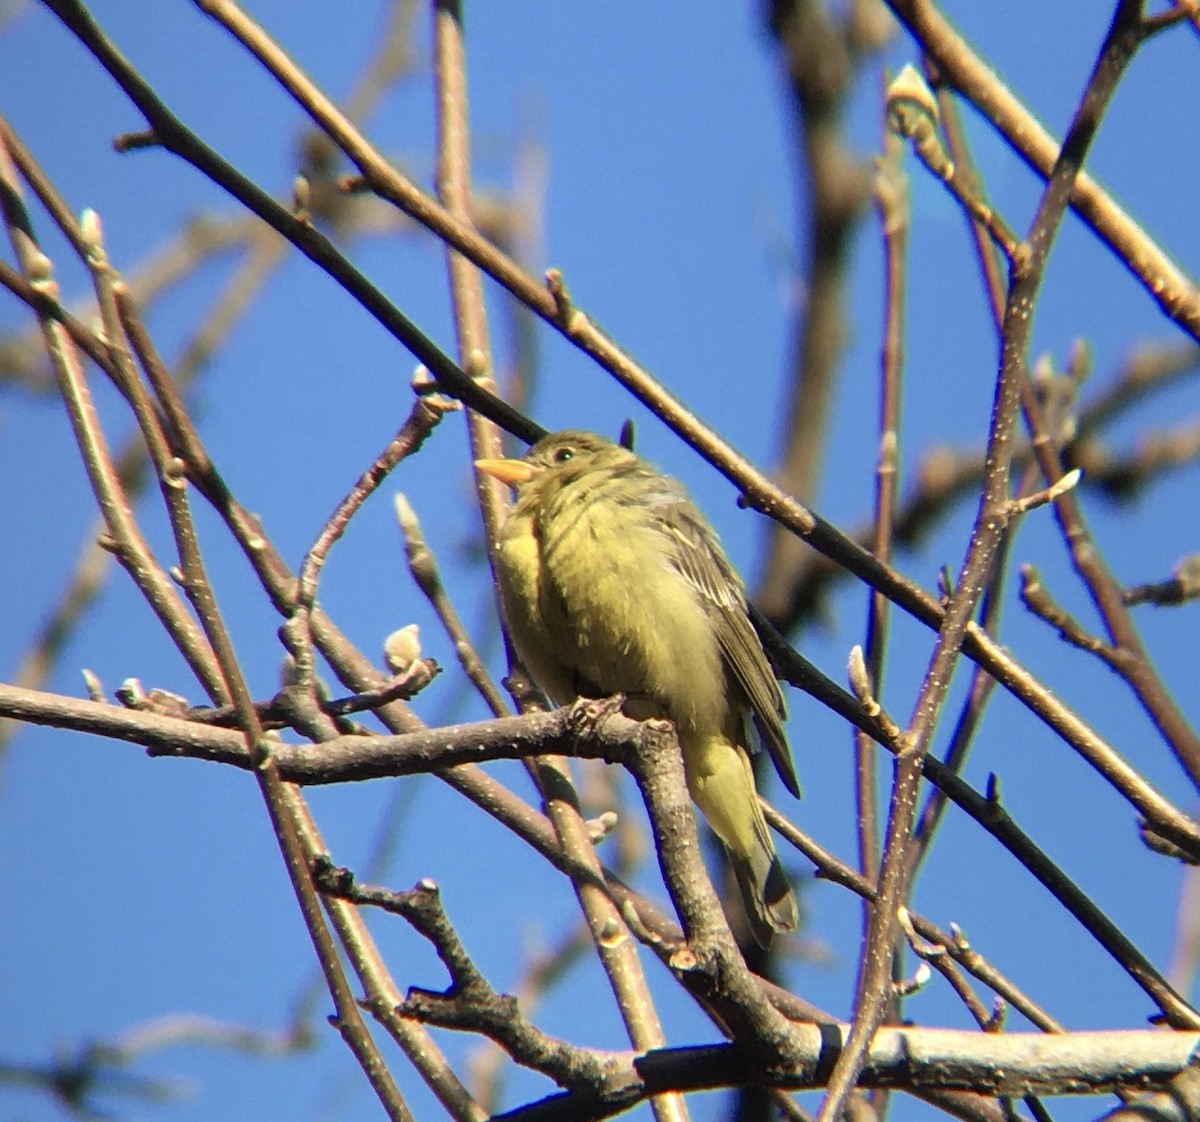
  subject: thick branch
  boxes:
[491,1029,1200,1122]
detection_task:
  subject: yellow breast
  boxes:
[496,493,729,738]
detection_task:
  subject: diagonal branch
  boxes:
[819,5,1167,1115]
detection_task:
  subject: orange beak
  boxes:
[475,457,539,488]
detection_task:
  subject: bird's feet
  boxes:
[566,692,628,736]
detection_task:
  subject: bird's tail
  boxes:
[729,837,798,948]
[685,734,798,947]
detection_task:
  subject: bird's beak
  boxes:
[475,457,539,488]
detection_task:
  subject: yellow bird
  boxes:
[477,430,799,945]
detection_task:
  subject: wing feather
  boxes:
[656,499,800,798]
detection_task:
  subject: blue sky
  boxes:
[2,4,1199,1122]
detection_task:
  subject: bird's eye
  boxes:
[552,447,574,463]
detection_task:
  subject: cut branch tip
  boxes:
[113,129,159,153]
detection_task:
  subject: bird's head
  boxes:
[476,430,636,499]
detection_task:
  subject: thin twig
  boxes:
[95,211,416,1122]
[41,0,541,442]
[854,120,909,900]
[855,127,910,1118]
[818,9,1161,1114]
[887,0,1200,341]
[39,0,1200,851]
[428,11,683,1115]
[394,493,508,717]
[756,0,877,622]
[764,804,1063,1032]
[1011,322,1200,788]
[288,395,455,687]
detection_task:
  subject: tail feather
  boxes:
[684,733,798,947]
[730,835,798,947]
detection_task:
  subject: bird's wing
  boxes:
[657,497,801,799]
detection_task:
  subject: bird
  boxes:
[476,430,799,946]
